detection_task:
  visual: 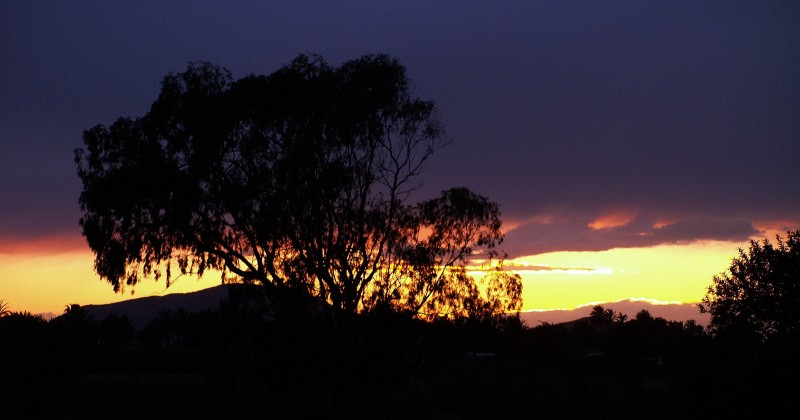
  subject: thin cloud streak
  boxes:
[468,260,607,275]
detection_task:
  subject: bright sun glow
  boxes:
[509,240,743,311]
[0,238,748,316]
[0,250,221,316]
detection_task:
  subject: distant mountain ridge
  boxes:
[84,284,231,329]
[82,285,709,329]
[520,300,710,327]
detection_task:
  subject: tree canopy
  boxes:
[75,54,521,321]
[700,229,800,342]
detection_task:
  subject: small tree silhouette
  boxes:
[700,229,800,343]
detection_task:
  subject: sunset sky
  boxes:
[1,1,798,316]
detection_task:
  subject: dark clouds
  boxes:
[502,212,761,257]
[1,1,798,255]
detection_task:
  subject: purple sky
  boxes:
[2,1,799,257]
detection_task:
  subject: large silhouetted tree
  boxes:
[75,54,521,321]
[700,229,800,342]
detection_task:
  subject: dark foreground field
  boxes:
[3,300,797,419]
[5,339,797,419]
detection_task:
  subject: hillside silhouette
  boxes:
[83,284,230,329]
[79,284,710,331]
[520,299,710,326]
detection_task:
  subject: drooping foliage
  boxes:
[75,54,521,320]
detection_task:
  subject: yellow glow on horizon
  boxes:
[0,250,221,316]
[0,239,750,316]
[511,240,743,311]
[627,297,684,305]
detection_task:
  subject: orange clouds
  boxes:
[0,234,87,255]
[652,218,676,229]
[588,211,637,230]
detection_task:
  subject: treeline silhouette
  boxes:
[3,290,794,419]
